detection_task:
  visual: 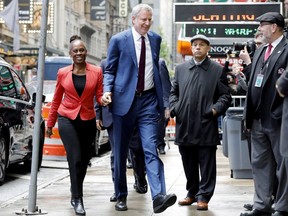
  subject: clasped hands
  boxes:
[101,92,112,106]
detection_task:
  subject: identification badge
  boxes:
[255,74,264,87]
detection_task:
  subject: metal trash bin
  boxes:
[222,107,252,179]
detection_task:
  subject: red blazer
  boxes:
[47,63,103,128]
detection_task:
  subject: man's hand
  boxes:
[276,84,285,97]
[212,108,217,116]
[239,46,251,65]
[101,92,112,106]
[96,119,103,131]
[164,108,170,120]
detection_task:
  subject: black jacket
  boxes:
[244,36,288,129]
[169,57,231,146]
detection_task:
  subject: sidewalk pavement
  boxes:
[0,143,254,216]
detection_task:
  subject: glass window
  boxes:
[0,65,17,97]
[0,65,29,101]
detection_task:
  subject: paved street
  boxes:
[0,143,254,216]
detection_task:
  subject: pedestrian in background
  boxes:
[25,67,38,94]
[101,3,177,213]
[276,69,288,157]
[30,67,38,82]
[241,12,288,216]
[46,35,103,216]
[157,58,172,154]
[239,31,266,82]
[275,67,288,216]
[170,34,231,211]
[95,58,117,202]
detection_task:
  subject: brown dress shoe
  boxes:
[197,201,208,210]
[178,197,195,206]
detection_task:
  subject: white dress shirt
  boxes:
[132,27,154,91]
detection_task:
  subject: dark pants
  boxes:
[106,124,115,183]
[157,114,169,149]
[129,128,146,183]
[179,145,217,203]
[58,115,96,198]
[250,119,283,212]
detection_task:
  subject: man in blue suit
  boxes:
[96,58,148,201]
[101,3,177,214]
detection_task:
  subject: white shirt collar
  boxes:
[268,35,284,49]
[132,27,147,41]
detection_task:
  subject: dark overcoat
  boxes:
[276,68,288,157]
[169,57,231,146]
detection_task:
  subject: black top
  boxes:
[72,74,86,97]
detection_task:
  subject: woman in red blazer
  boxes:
[46,35,103,216]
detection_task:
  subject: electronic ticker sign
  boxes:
[185,23,259,38]
[174,3,282,23]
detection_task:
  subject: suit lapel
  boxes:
[126,30,138,68]
[251,46,265,78]
[263,37,287,85]
[65,66,81,99]
[148,32,157,61]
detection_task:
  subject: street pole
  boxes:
[16,0,49,214]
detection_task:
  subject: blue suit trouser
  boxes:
[112,92,166,200]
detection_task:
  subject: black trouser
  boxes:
[129,128,146,183]
[179,145,217,203]
[58,115,96,198]
[157,114,169,149]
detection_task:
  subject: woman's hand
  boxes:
[46,127,53,138]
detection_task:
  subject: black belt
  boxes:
[135,88,155,96]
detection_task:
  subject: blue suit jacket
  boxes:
[104,28,164,116]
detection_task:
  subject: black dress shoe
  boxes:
[73,198,86,215]
[126,161,133,169]
[115,197,128,211]
[244,203,254,211]
[153,193,177,213]
[110,193,117,202]
[158,146,166,155]
[240,209,271,216]
[71,198,76,207]
[272,211,288,216]
[134,178,148,194]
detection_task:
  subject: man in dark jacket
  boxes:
[169,34,231,211]
[241,12,288,216]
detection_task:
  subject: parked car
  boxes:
[0,58,45,184]
[27,80,109,158]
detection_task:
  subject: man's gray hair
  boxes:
[131,3,153,17]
